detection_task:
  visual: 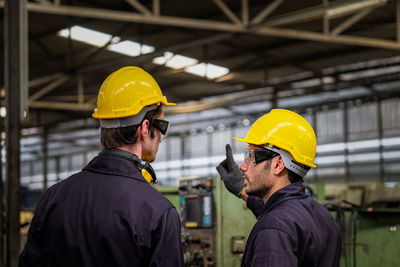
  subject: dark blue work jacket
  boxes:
[19,151,184,267]
[244,182,341,267]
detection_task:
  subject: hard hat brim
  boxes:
[233,137,247,143]
[163,101,176,106]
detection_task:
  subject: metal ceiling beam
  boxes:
[29,75,69,102]
[0,1,396,51]
[326,0,387,19]
[153,0,160,16]
[250,0,285,25]
[125,0,152,16]
[22,2,243,31]
[77,73,84,104]
[261,0,387,26]
[213,0,242,26]
[241,0,249,26]
[331,8,374,35]
[397,0,400,41]
[29,100,93,111]
[252,26,400,50]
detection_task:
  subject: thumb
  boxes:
[216,163,228,177]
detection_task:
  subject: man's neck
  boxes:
[117,144,142,159]
[262,177,290,203]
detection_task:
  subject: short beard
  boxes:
[245,160,272,197]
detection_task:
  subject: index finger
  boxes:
[225,144,234,162]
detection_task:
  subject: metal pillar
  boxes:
[0,121,4,267]
[311,109,318,182]
[181,135,186,177]
[166,138,171,183]
[343,104,349,181]
[42,127,48,190]
[207,132,212,176]
[377,99,384,182]
[4,0,28,265]
[55,156,61,182]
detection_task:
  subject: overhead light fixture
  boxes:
[0,107,6,118]
[153,52,229,79]
[186,63,229,79]
[108,40,154,57]
[153,52,174,65]
[58,26,117,47]
[326,0,387,19]
[153,52,198,69]
[58,25,155,57]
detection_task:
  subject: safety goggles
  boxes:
[150,118,170,136]
[244,147,280,165]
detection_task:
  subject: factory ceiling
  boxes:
[1,0,400,129]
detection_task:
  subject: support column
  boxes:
[4,0,28,265]
[343,104,349,181]
[311,109,318,182]
[0,121,4,267]
[55,156,61,182]
[42,127,48,190]
[377,100,384,182]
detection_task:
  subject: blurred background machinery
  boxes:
[158,177,256,267]
[157,177,400,267]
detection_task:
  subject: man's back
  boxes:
[19,154,184,267]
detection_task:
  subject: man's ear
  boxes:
[272,156,285,175]
[138,119,150,140]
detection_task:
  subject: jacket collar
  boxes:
[83,150,147,183]
[259,182,307,218]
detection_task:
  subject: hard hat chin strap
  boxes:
[100,105,159,128]
[265,146,309,178]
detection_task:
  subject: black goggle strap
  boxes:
[263,146,310,178]
[253,148,280,164]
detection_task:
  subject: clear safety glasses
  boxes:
[244,147,280,165]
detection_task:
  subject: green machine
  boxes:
[158,177,256,267]
[329,207,400,267]
[159,181,400,267]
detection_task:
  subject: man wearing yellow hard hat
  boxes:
[20,67,184,266]
[217,109,341,266]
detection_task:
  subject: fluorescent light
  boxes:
[205,63,230,79]
[153,52,174,65]
[58,25,155,57]
[153,52,198,69]
[58,26,115,47]
[108,40,154,57]
[166,54,198,69]
[185,63,229,79]
[185,63,207,77]
[0,107,6,118]
[153,52,229,79]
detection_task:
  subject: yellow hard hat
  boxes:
[93,66,175,120]
[233,109,317,169]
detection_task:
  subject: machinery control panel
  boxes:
[179,177,215,267]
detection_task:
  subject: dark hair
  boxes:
[263,158,304,183]
[101,106,162,148]
[288,169,304,183]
